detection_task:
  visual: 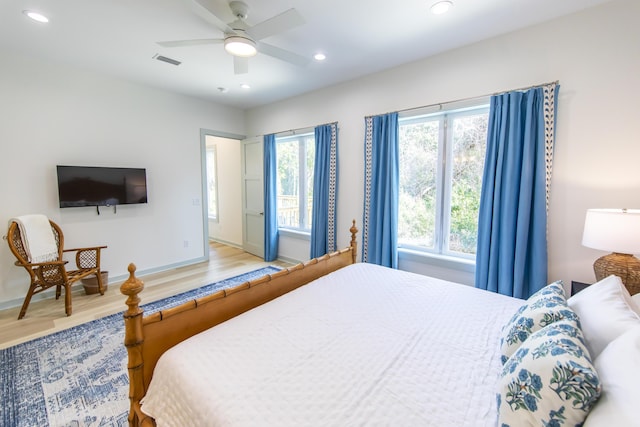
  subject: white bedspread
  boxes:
[141,263,522,427]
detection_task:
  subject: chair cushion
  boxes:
[11,215,58,262]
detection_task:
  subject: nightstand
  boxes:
[571,281,590,296]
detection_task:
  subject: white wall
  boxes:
[2,0,637,306]
[0,49,245,307]
[207,136,243,246]
[246,0,640,286]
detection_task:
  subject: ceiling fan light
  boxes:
[224,36,257,57]
[430,1,453,15]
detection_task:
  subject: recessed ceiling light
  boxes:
[314,53,326,61]
[23,10,49,23]
[430,1,452,15]
[240,83,251,90]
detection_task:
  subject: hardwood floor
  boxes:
[0,242,292,349]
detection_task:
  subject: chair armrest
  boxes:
[63,245,108,253]
[64,246,107,270]
[14,259,68,268]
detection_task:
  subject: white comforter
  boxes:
[141,263,522,427]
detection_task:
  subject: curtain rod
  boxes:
[256,121,338,138]
[368,80,560,118]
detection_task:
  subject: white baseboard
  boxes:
[276,254,304,265]
[209,238,242,249]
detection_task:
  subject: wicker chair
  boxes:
[6,219,107,320]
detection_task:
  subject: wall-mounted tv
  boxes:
[56,165,148,208]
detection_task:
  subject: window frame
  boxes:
[275,130,315,233]
[397,102,489,262]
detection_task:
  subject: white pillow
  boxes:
[567,275,640,358]
[583,326,640,427]
[632,293,640,314]
[498,320,601,427]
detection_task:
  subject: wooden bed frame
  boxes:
[120,221,359,426]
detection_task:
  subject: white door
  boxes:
[242,138,264,258]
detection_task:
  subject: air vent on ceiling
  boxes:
[153,54,181,66]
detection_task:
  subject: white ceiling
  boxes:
[1,0,613,109]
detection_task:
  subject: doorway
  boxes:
[200,129,244,250]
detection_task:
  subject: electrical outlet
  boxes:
[183,240,189,248]
[192,198,200,206]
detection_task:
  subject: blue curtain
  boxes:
[263,134,279,261]
[475,84,559,298]
[310,123,338,259]
[362,113,399,268]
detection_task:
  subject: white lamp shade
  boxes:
[582,209,640,254]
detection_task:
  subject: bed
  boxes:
[121,221,640,427]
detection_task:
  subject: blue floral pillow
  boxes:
[500,281,580,364]
[498,320,601,427]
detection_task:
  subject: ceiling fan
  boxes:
[157,0,309,74]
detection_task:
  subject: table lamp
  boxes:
[582,208,640,295]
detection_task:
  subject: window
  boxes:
[398,103,489,259]
[276,132,315,231]
[206,145,219,221]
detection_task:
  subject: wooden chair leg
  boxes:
[96,272,105,296]
[64,284,72,316]
[18,284,37,320]
[55,284,62,300]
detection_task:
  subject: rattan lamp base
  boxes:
[593,252,640,295]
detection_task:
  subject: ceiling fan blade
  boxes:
[234,56,249,74]
[247,8,304,41]
[191,0,235,34]
[157,39,223,48]
[257,42,310,67]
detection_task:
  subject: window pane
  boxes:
[276,133,315,231]
[276,139,300,228]
[398,120,439,249]
[206,147,218,220]
[304,136,315,230]
[448,113,488,255]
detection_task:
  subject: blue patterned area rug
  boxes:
[0,266,282,427]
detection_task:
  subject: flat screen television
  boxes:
[56,165,148,208]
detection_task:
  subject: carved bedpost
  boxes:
[121,263,145,427]
[350,219,358,264]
